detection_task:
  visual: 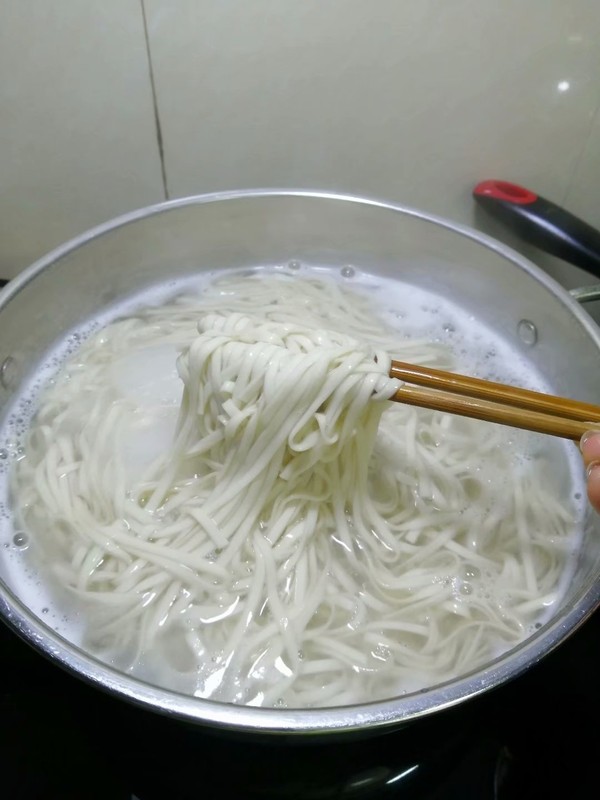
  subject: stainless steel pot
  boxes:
[0,190,599,736]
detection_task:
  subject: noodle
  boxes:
[10,271,577,707]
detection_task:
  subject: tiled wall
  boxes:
[0,2,164,279]
[2,0,599,291]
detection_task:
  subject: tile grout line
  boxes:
[140,0,169,200]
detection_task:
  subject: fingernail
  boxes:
[587,461,600,478]
[580,430,600,449]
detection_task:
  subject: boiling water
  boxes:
[0,264,586,701]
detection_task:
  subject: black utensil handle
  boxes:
[473,180,600,280]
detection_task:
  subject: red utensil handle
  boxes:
[473,179,600,279]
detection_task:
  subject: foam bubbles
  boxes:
[12,531,28,549]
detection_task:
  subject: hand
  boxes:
[580,432,600,511]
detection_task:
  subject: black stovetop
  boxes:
[1,610,598,800]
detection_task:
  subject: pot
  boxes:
[0,190,599,737]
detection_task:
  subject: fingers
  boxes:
[587,464,600,512]
[580,430,600,467]
[580,431,600,512]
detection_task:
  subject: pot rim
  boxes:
[1,188,599,735]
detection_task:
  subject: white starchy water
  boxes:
[0,264,586,706]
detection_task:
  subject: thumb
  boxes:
[580,431,600,511]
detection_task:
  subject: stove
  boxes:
[0,279,598,800]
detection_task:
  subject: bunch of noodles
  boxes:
[12,273,575,707]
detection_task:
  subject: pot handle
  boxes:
[473,180,600,280]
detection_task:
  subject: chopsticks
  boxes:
[389,359,600,441]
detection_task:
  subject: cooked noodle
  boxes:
[11,272,576,707]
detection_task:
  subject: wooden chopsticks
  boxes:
[389,359,600,441]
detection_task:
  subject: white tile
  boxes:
[145,0,600,233]
[0,1,164,278]
[564,104,600,231]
